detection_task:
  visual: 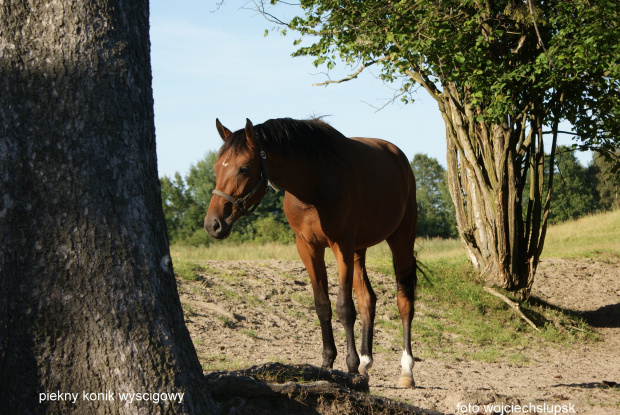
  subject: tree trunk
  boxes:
[440,82,556,296]
[0,1,216,413]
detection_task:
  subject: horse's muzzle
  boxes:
[204,215,231,239]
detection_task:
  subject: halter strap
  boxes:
[212,173,267,216]
[211,140,279,216]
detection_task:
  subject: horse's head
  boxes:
[204,118,269,239]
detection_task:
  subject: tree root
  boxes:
[484,286,541,332]
[205,362,440,415]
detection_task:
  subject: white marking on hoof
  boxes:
[398,350,415,388]
[359,355,373,376]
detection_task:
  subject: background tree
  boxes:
[590,151,620,211]
[548,147,598,223]
[410,154,458,238]
[161,173,194,242]
[520,147,616,224]
[549,147,598,223]
[161,152,218,245]
[258,0,620,296]
[0,0,216,413]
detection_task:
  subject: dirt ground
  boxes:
[178,256,619,414]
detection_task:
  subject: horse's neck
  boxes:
[265,153,331,202]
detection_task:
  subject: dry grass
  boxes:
[171,242,300,262]
[170,210,619,265]
[542,209,620,259]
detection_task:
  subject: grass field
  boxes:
[172,210,619,363]
[541,209,620,259]
[172,208,620,265]
[170,236,464,265]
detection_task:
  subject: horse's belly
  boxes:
[353,206,405,248]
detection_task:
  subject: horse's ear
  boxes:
[244,118,257,151]
[216,118,232,141]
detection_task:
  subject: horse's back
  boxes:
[349,136,413,180]
[347,136,415,200]
[345,136,416,247]
[283,134,416,249]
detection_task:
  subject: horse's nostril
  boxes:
[206,216,230,239]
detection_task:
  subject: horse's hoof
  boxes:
[397,376,415,389]
[359,366,370,378]
[359,355,373,377]
[321,359,335,370]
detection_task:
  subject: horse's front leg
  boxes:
[295,237,337,368]
[332,241,360,373]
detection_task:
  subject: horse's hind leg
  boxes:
[387,230,417,389]
[295,236,337,368]
[353,248,376,376]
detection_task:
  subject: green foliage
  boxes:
[520,146,617,225]
[160,152,219,245]
[591,151,620,211]
[252,215,294,243]
[549,147,598,224]
[410,154,457,238]
[273,0,620,153]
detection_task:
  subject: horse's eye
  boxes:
[238,166,250,176]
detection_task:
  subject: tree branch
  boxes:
[403,68,443,105]
[527,0,556,69]
[542,130,578,136]
[312,57,389,86]
[250,0,292,27]
[483,287,540,332]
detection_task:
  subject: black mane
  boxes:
[219,118,347,159]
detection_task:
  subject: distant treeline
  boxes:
[160,148,618,246]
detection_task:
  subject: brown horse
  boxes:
[205,118,418,388]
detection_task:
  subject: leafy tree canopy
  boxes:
[263,0,619,169]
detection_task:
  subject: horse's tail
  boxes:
[414,252,433,286]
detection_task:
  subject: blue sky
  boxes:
[150,1,590,179]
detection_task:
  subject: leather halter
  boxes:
[211,147,277,217]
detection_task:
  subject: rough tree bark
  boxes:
[0,0,216,413]
[403,69,558,296]
[439,83,559,296]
